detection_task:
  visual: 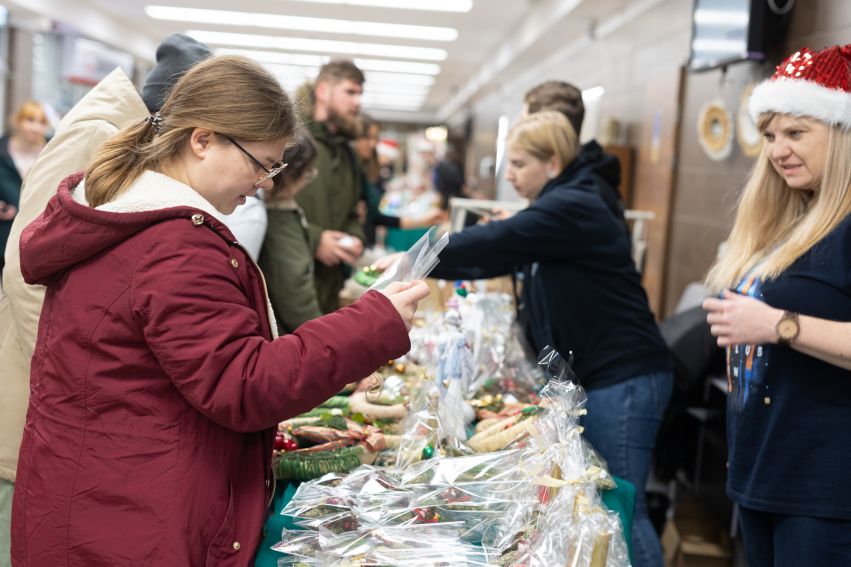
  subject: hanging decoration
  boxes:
[737,84,763,158]
[696,99,734,161]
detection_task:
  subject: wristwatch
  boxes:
[775,310,800,345]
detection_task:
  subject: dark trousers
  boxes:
[738,505,851,566]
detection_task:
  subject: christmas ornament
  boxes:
[421,444,435,459]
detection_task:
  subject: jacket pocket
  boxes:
[205,483,237,566]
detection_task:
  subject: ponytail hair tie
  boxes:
[146,112,163,134]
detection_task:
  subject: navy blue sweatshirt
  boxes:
[431,141,671,390]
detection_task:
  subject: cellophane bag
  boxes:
[271,530,324,564]
[483,348,629,566]
[370,227,448,291]
[393,387,440,469]
[316,523,489,566]
[456,292,515,396]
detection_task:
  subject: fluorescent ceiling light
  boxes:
[365,71,434,86]
[582,86,605,102]
[286,0,472,13]
[363,101,424,110]
[425,126,447,141]
[692,38,746,52]
[364,85,431,96]
[363,100,427,109]
[146,6,457,41]
[362,90,427,100]
[215,49,440,76]
[353,58,440,75]
[265,65,431,94]
[218,49,326,67]
[188,30,447,61]
[693,9,749,26]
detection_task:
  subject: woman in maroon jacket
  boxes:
[10,55,427,567]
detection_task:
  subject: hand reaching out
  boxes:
[373,252,404,272]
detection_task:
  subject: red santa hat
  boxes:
[749,44,851,129]
[376,138,400,160]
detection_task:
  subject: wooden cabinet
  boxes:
[603,144,634,207]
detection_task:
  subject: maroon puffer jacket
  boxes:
[11,172,409,566]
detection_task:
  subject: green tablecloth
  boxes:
[384,227,429,252]
[254,476,635,566]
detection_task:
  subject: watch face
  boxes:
[778,318,799,340]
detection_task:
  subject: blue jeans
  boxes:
[738,506,851,566]
[582,371,673,567]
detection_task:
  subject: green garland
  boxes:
[320,396,350,409]
[276,445,366,481]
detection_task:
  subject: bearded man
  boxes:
[295,60,367,314]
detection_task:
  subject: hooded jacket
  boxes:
[430,141,670,390]
[10,171,408,566]
[0,68,149,483]
[258,198,323,332]
[296,119,365,314]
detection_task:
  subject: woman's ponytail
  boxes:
[85,118,158,207]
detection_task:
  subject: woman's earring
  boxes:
[546,170,556,179]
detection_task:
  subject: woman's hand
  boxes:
[703,290,784,347]
[380,280,430,330]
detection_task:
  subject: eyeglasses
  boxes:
[223,135,288,186]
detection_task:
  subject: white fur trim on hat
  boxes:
[749,77,851,128]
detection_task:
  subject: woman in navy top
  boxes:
[704,44,851,565]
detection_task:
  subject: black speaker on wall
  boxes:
[689,0,795,72]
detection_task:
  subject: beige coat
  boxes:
[0,68,148,482]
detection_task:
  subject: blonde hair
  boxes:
[85,56,297,207]
[12,100,47,127]
[507,111,578,172]
[706,114,851,292]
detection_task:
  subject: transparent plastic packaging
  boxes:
[315,523,489,566]
[370,227,448,291]
[271,530,324,563]
[272,347,630,567]
[457,292,515,396]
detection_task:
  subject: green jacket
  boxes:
[296,120,365,313]
[258,200,323,333]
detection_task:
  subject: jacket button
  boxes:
[191,214,204,225]
[230,258,239,269]
[232,541,241,550]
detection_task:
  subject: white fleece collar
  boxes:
[72,170,226,222]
